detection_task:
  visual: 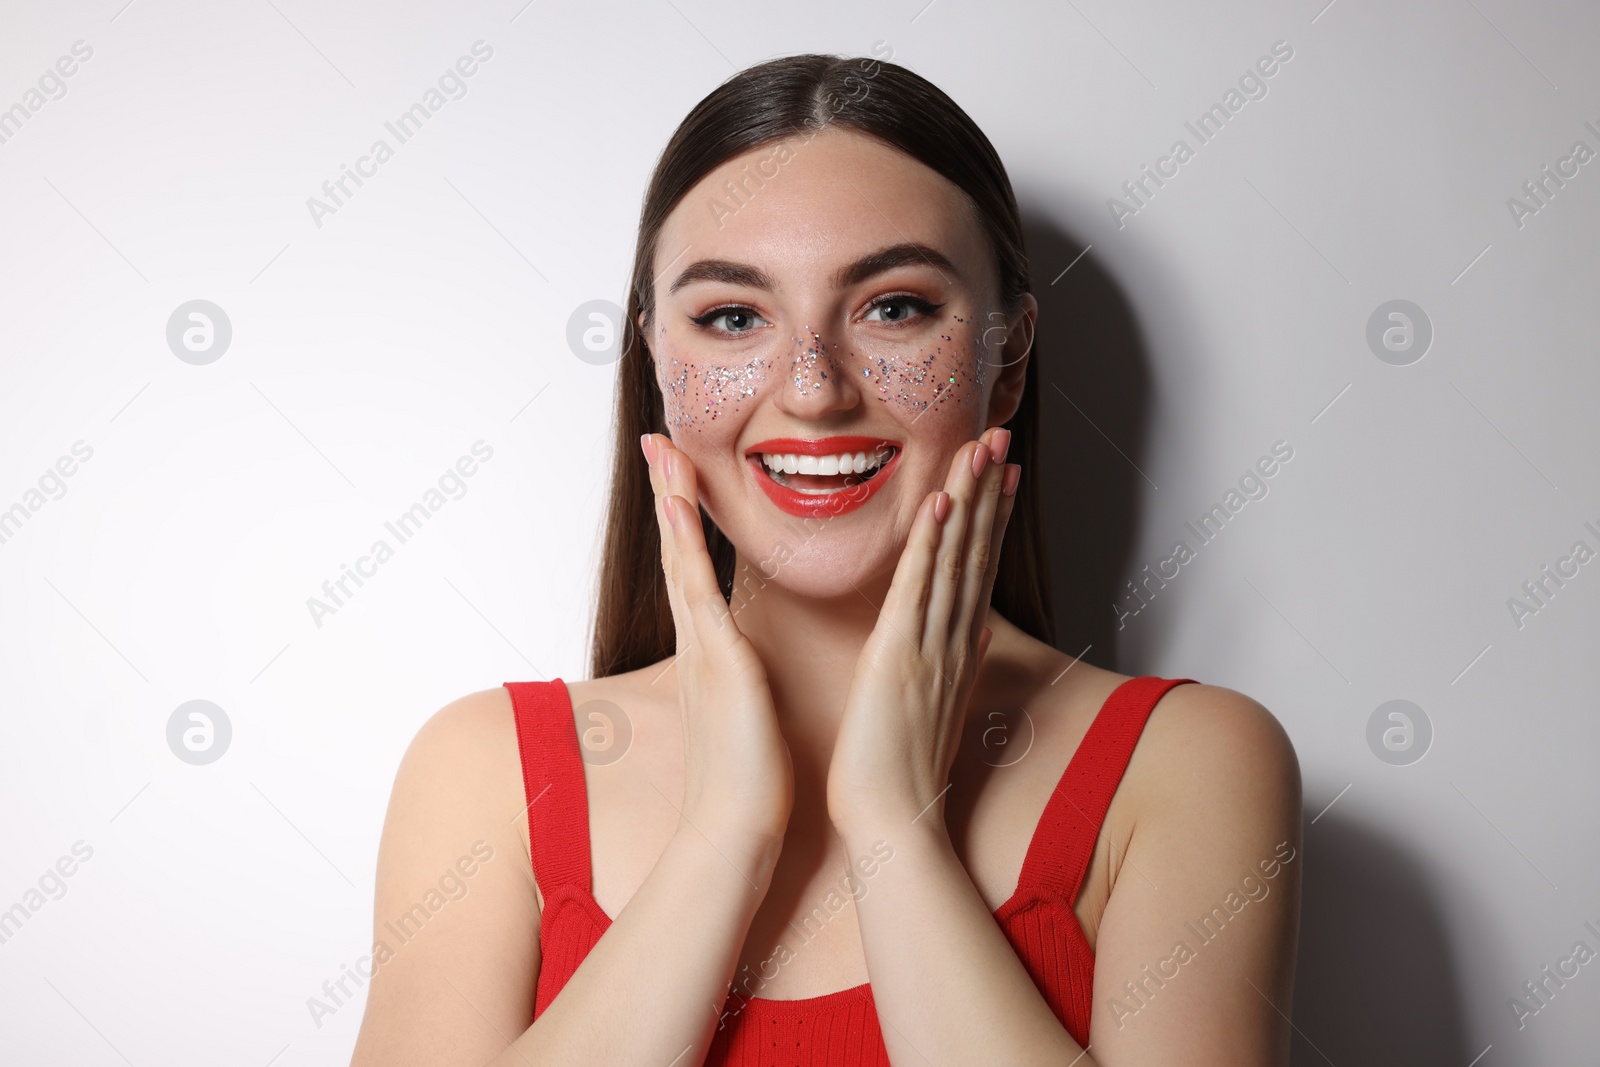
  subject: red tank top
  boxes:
[506,674,1196,1065]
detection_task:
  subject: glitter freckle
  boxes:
[661,352,773,430]
[789,327,841,396]
[855,317,985,414]
[659,312,993,427]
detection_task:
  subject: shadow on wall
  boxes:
[1021,216,1152,670]
[1290,811,1472,1066]
[1021,217,1472,1064]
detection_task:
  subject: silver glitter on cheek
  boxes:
[858,313,986,415]
[660,349,775,431]
[702,354,773,420]
[660,356,691,429]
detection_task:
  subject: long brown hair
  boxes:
[588,52,1054,679]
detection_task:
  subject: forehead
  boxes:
[655,127,989,289]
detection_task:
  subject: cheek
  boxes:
[656,328,776,434]
[655,314,995,432]
[859,314,989,417]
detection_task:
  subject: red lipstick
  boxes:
[744,435,903,519]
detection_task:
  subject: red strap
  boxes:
[1015,676,1197,904]
[505,679,591,899]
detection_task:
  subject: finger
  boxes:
[957,463,1017,662]
[950,433,1012,660]
[652,438,748,655]
[662,490,749,654]
[968,624,996,713]
[922,437,990,661]
[877,489,945,647]
[642,434,697,655]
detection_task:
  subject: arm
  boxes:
[839,685,1303,1066]
[1081,685,1302,1063]
[348,688,538,1066]
[495,816,781,1066]
[838,814,1081,1064]
[349,687,785,1067]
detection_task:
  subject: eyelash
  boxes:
[863,293,944,324]
[688,305,767,334]
[688,294,945,335]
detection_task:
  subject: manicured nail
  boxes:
[1001,463,1021,496]
[971,443,989,479]
[933,491,950,523]
[663,449,675,478]
[640,433,654,465]
[990,428,1012,465]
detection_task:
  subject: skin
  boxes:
[351,127,1302,1065]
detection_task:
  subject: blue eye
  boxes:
[863,295,942,324]
[690,306,769,334]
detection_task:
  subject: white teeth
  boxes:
[759,448,893,476]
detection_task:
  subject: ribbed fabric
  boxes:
[506,674,1196,1064]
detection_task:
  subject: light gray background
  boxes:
[2,0,1596,1064]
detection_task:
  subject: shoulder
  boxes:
[395,685,521,799]
[352,685,540,1062]
[979,626,1300,807]
[1125,681,1302,849]
[1137,681,1300,791]
[1083,682,1305,1051]
[380,685,530,877]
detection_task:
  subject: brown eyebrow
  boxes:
[667,242,959,295]
[668,260,776,294]
[832,243,959,288]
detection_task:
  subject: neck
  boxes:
[724,554,892,736]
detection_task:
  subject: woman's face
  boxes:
[647,126,1034,599]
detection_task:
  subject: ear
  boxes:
[984,292,1036,428]
[636,306,658,369]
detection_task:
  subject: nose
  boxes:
[770,326,862,422]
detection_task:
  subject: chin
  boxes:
[740,562,890,606]
[721,517,898,604]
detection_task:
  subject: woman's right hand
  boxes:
[641,432,793,854]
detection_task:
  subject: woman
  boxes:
[352,53,1301,1066]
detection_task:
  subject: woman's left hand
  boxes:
[826,426,1022,838]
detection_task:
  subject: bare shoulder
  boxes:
[391,685,525,826]
[1087,683,1304,1058]
[1117,680,1303,897]
[972,623,1299,819]
[406,683,518,756]
[382,684,539,903]
[351,685,539,1065]
[1130,681,1301,810]
[377,683,532,907]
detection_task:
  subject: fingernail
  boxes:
[991,428,1012,465]
[971,443,989,479]
[640,433,654,465]
[663,449,675,478]
[933,491,950,523]
[1001,463,1021,496]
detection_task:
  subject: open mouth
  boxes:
[754,446,899,495]
[743,435,904,518]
